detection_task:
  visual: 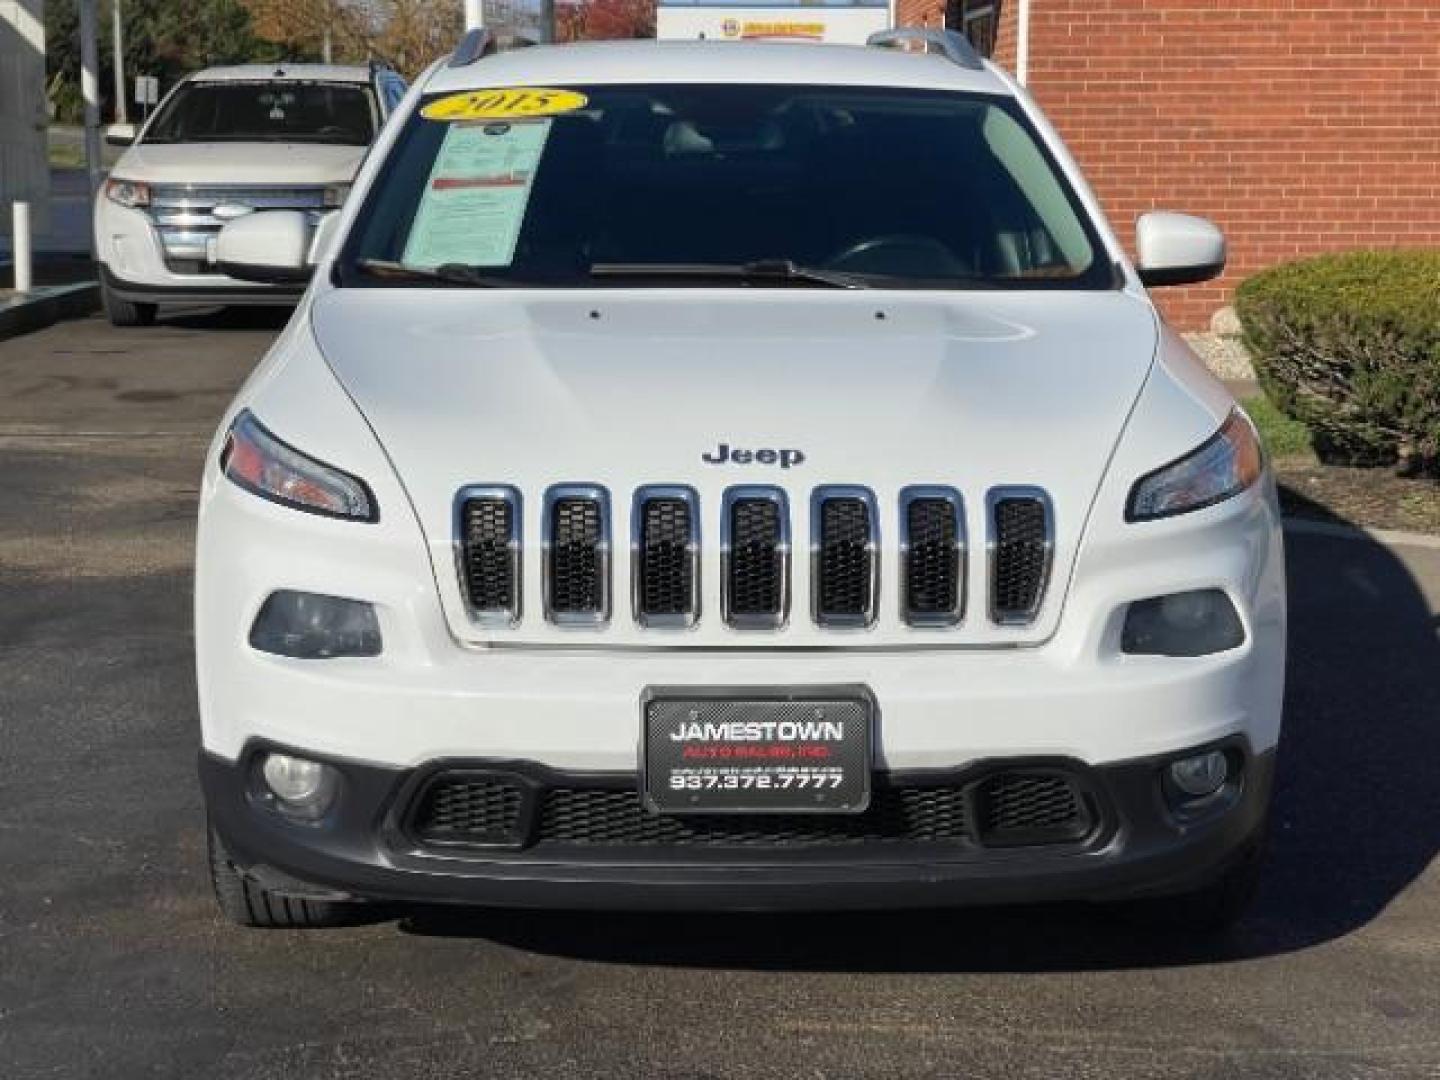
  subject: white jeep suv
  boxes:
[196,31,1286,931]
[94,62,407,325]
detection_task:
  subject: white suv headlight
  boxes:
[1127,409,1263,522]
[221,410,376,521]
[103,177,151,208]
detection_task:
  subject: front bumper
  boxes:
[202,740,1274,912]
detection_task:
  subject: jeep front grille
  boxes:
[543,486,611,625]
[811,487,879,628]
[988,487,1054,625]
[633,486,700,628]
[456,486,521,625]
[899,487,965,627]
[453,483,1056,632]
[722,487,790,629]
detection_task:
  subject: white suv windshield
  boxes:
[144,81,377,146]
[341,83,1114,289]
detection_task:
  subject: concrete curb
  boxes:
[1284,517,1440,551]
[0,281,101,343]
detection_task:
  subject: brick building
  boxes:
[894,0,1440,329]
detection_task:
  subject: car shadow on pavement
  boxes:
[160,306,294,332]
[400,489,1440,972]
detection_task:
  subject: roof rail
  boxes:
[449,28,496,67]
[448,28,540,68]
[865,28,985,72]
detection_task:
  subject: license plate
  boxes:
[642,687,873,815]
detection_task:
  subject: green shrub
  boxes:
[1236,251,1440,474]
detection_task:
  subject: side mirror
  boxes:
[216,211,313,285]
[1135,212,1226,287]
[104,123,137,147]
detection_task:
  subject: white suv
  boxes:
[196,32,1286,931]
[94,62,407,325]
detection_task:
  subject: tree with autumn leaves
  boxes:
[555,0,655,41]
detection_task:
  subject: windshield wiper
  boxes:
[588,259,870,289]
[352,258,510,287]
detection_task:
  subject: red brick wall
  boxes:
[897,0,1440,330]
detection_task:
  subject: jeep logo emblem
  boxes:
[702,442,805,469]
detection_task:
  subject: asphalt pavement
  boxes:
[1,309,1437,1078]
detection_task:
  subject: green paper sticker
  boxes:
[403,119,552,269]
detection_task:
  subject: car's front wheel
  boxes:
[207,825,357,929]
[101,283,157,327]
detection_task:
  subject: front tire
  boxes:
[101,283,157,327]
[207,825,356,929]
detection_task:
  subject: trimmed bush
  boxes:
[1236,251,1440,474]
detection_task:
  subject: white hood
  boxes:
[114,142,365,186]
[309,288,1158,647]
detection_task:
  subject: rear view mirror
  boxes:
[216,211,313,285]
[104,123,137,147]
[1136,212,1226,287]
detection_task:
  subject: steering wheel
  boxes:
[824,234,968,278]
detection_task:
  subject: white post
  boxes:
[111,0,127,124]
[464,0,483,31]
[13,203,33,294]
[78,0,103,210]
[1016,0,1031,86]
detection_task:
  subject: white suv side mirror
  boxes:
[1135,212,1226,287]
[215,211,314,285]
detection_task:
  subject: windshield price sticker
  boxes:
[420,87,588,122]
[643,693,873,815]
[403,119,552,269]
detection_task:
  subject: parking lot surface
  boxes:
[1,310,1438,1079]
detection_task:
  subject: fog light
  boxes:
[1122,589,1243,657]
[1168,750,1229,798]
[261,752,338,819]
[249,590,381,659]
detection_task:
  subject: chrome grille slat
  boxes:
[632,486,700,628]
[543,485,611,626]
[811,486,879,628]
[722,486,790,630]
[455,485,522,626]
[899,487,965,627]
[987,487,1054,625]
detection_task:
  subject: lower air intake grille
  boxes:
[974,771,1089,846]
[458,489,519,620]
[725,490,787,627]
[814,490,877,626]
[546,488,609,623]
[539,786,969,846]
[635,490,698,625]
[902,491,963,625]
[990,490,1052,624]
[411,775,525,846]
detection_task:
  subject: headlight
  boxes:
[322,183,351,208]
[220,409,377,521]
[1126,409,1263,522]
[103,177,150,208]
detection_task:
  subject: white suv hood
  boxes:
[310,288,1158,647]
[114,143,364,186]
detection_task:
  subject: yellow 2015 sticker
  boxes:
[421,87,588,122]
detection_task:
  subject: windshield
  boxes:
[144,81,378,146]
[339,83,1114,289]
